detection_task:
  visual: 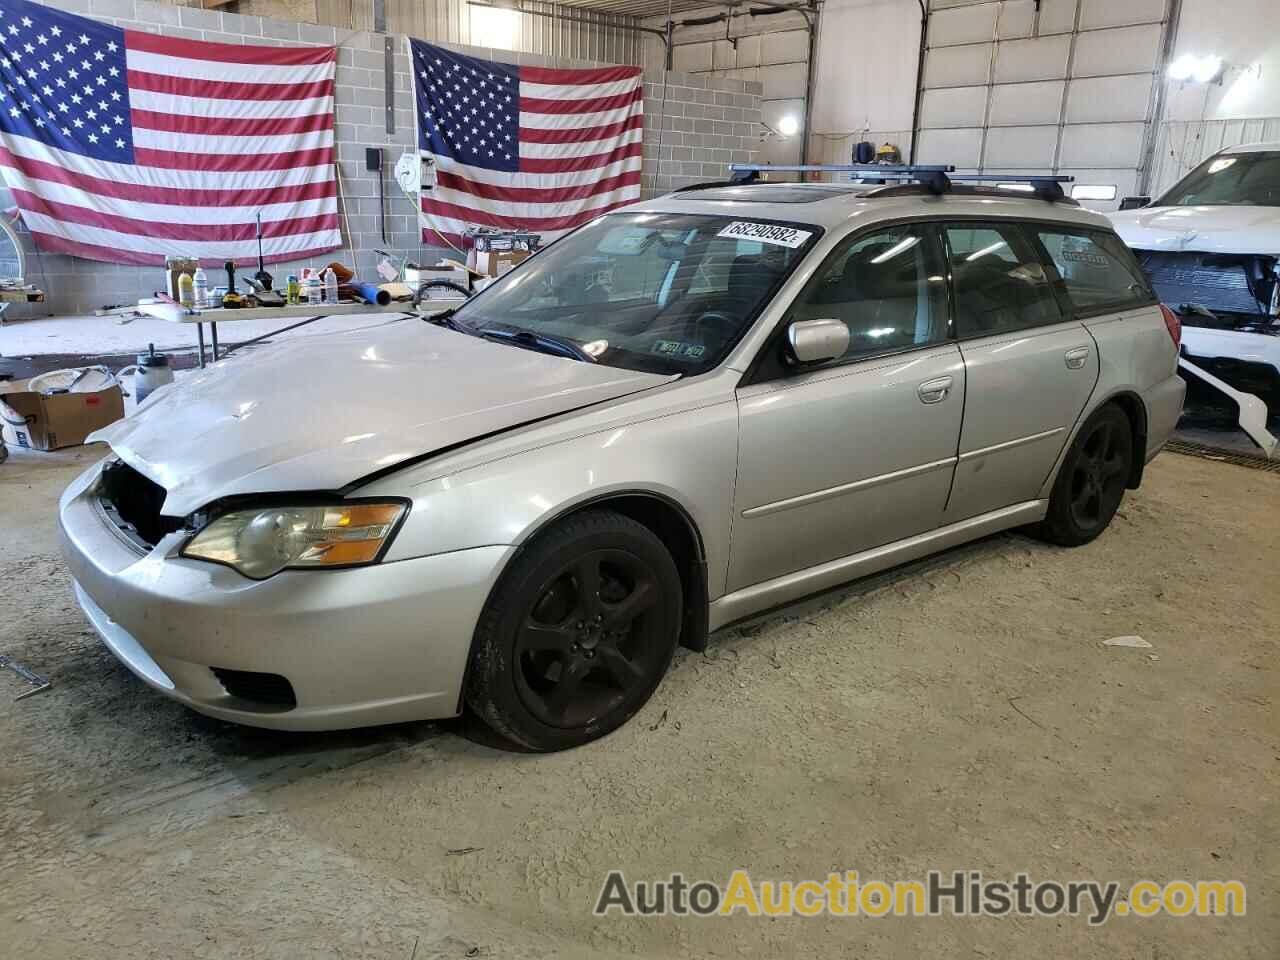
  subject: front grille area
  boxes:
[210,668,298,710]
[98,460,182,547]
[1137,251,1272,318]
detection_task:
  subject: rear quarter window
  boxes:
[1036,228,1155,314]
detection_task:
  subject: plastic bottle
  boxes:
[307,270,322,305]
[192,266,208,309]
[177,271,195,309]
[322,267,338,305]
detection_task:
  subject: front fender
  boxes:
[360,398,740,600]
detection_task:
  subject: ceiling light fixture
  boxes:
[1167,53,1224,84]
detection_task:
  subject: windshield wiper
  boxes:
[475,327,595,363]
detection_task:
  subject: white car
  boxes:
[1110,142,1279,453]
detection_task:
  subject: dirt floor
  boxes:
[1,445,1275,958]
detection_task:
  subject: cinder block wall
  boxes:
[641,73,763,194]
[2,0,760,319]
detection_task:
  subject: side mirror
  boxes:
[787,319,849,365]
[1118,196,1151,211]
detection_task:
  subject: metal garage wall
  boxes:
[642,7,809,166]
[1145,0,1280,196]
[916,0,1175,210]
[1149,116,1280,197]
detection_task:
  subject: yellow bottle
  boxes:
[178,271,195,309]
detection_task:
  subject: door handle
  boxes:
[917,376,952,404]
[1064,346,1091,370]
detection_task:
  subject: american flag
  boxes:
[0,0,340,267]
[411,39,642,246]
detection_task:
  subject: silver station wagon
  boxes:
[59,170,1185,751]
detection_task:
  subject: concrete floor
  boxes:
[1,446,1275,958]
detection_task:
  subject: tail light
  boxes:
[1159,303,1182,347]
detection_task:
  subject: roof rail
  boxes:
[728,163,956,194]
[725,163,1076,202]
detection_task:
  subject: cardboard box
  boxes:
[474,249,530,278]
[0,378,125,451]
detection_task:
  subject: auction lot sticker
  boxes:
[717,221,813,248]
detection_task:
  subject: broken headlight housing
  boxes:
[181,501,408,579]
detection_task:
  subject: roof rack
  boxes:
[728,163,956,194]
[725,164,1076,202]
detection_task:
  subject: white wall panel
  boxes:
[672,41,713,73]
[925,42,994,87]
[984,125,1059,168]
[1079,0,1166,29]
[759,29,810,66]
[993,35,1071,83]
[1163,0,1280,123]
[921,86,989,129]
[927,4,997,47]
[1059,122,1146,167]
[996,1,1038,40]
[1150,116,1280,195]
[989,81,1066,126]
[915,127,984,168]
[810,0,920,140]
[758,61,808,99]
[1066,75,1154,123]
[1037,0,1081,35]
[1071,24,1162,77]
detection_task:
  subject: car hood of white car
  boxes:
[93,317,677,517]
[1109,204,1280,255]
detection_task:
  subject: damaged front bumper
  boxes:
[58,459,512,730]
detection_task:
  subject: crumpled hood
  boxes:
[1109,205,1280,255]
[94,318,675,516]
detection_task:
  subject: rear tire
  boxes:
[1035,403,1134,547]
[465,509,682,752]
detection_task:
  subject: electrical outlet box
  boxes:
[365,147,382,172]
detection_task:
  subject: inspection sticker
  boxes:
[717,221,812,248]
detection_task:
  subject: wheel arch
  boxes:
[1099,389,1149,489]
[518,491,711,653]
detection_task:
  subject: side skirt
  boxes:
[707,499,1048,632]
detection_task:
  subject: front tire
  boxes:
[465,509,683,752]
[1035,403,1134,546]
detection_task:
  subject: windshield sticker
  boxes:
[651,340,707,362]
[717,221,812,248]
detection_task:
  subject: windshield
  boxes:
[448,212,818,375]
[1156,151,1280,207]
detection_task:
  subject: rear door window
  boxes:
[944,223,1063,337]
[1036,228,1155,313]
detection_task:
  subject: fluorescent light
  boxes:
[1070,184,1118,201]
[870,236,920,264]
[966,240,1008,262]
[1168,53,1222,83]
[777,114,800,137]
[996,183,1035,192]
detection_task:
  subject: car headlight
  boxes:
[181,501,407,579]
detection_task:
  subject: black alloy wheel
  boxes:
[1037,402,1134,547]
[1068,417,1130,530]
[466,509,683,751]
[514,548,665,729]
